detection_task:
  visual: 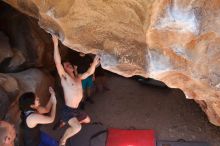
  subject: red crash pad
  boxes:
[106,129,156,146]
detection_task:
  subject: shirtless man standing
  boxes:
[52,35,100,146]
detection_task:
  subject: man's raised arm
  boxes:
[52,35,66,77]
[79,56,100,80]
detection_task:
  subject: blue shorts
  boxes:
[82,76,93,89]
[39,131,58,146]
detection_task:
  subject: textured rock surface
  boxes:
[0,2,55,72]
[0,32,13,64]
[0,88,10,120]
[3,0,220,126]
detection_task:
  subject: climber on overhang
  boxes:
[52,35,100,146]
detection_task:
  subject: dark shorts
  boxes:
[82,76,93,89]
[60,105,88,123]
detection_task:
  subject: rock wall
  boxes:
[0,2,55,72]
[2,0,220,126]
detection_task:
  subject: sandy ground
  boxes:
[43,74,220,146]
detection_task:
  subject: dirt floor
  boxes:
[43,74,220,146]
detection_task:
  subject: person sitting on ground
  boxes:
[52,35,100,146]
[19,87,57,146]
[0,121,16,146]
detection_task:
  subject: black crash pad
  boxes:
[157,140,210,146]
[67,123,107,146]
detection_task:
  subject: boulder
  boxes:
[0,32,13,65]
[0,2,54,72]
[0,88,10,120]
[0,73,19,101]
[3,0,220,126]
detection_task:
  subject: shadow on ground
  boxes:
[42,74,220,146]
